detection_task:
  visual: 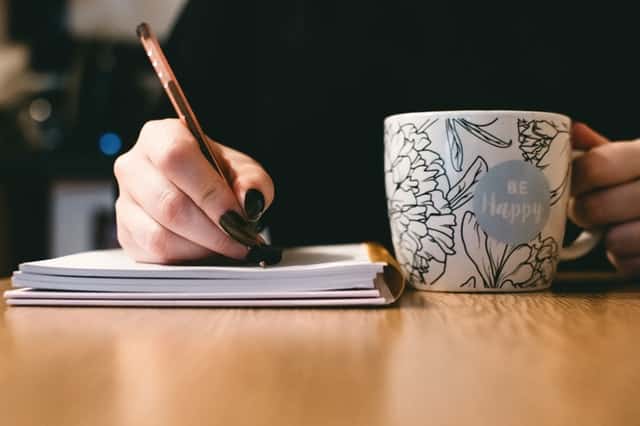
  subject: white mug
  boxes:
[384,110,601,292]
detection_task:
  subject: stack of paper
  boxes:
[4,244,405,307]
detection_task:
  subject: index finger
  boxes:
[571,122,610,150]
[138,119,258,244]
[217,143,275,221]
[572,139,640,196]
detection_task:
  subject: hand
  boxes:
[570,122,640,277]
[114,119,274,263]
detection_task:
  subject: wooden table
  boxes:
[1,275,639,426]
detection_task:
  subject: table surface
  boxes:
[1,274,639,426]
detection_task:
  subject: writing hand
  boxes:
[114,119,274,263]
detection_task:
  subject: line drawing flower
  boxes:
[385,120,488,286]
[460,211,559,289]
[446,117,511,171]
[527,234,559,287]
[518,119,570,206]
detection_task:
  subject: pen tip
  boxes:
[136,22,150,39]
[247,245,283,266]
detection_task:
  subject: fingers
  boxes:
[115,193,213,263]
[571,179,640,227]
[571,122,610,150]
[114,147,248,260]
[114,118,277,263]
[138,119,244,225]
[572,139,640,196]
[605,220,640,259]
[138,120,274,223]
[608,255,640,278]
[606,219,640,278]
[569,123,640,277]
[217,141,275,221]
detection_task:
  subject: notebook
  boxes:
[4,243,406,307]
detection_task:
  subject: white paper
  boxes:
[5,297,388,307]
[12,271,376,292]
[4,287,381,300]
[20,244,384,279]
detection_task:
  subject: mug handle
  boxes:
[559,150,603,261]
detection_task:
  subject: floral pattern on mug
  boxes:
[518,119,571,205]
[385,121,455,284]
[385,120,488,286]
[460,211,559,289]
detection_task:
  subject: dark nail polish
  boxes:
[244,189,265,221]
[246,220,265,235]
[247,245,283,265]
[219,211,259,246]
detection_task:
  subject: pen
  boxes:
[136,22,280,266]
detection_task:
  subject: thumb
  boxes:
[572,122,610,150]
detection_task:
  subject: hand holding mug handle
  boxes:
[559,149,602,261]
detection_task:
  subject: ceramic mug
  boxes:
[384,110,601,292]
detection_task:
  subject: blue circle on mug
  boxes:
[472,160,550,245]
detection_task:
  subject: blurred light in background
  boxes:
[98,132,122,156]
[68,0,187,42]
[0,0,187,271]
[28,98,52,122]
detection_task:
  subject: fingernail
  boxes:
[219,211,259,246]
[247,220,265,235]
[244,189,265,221]
[247,245,282,265]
